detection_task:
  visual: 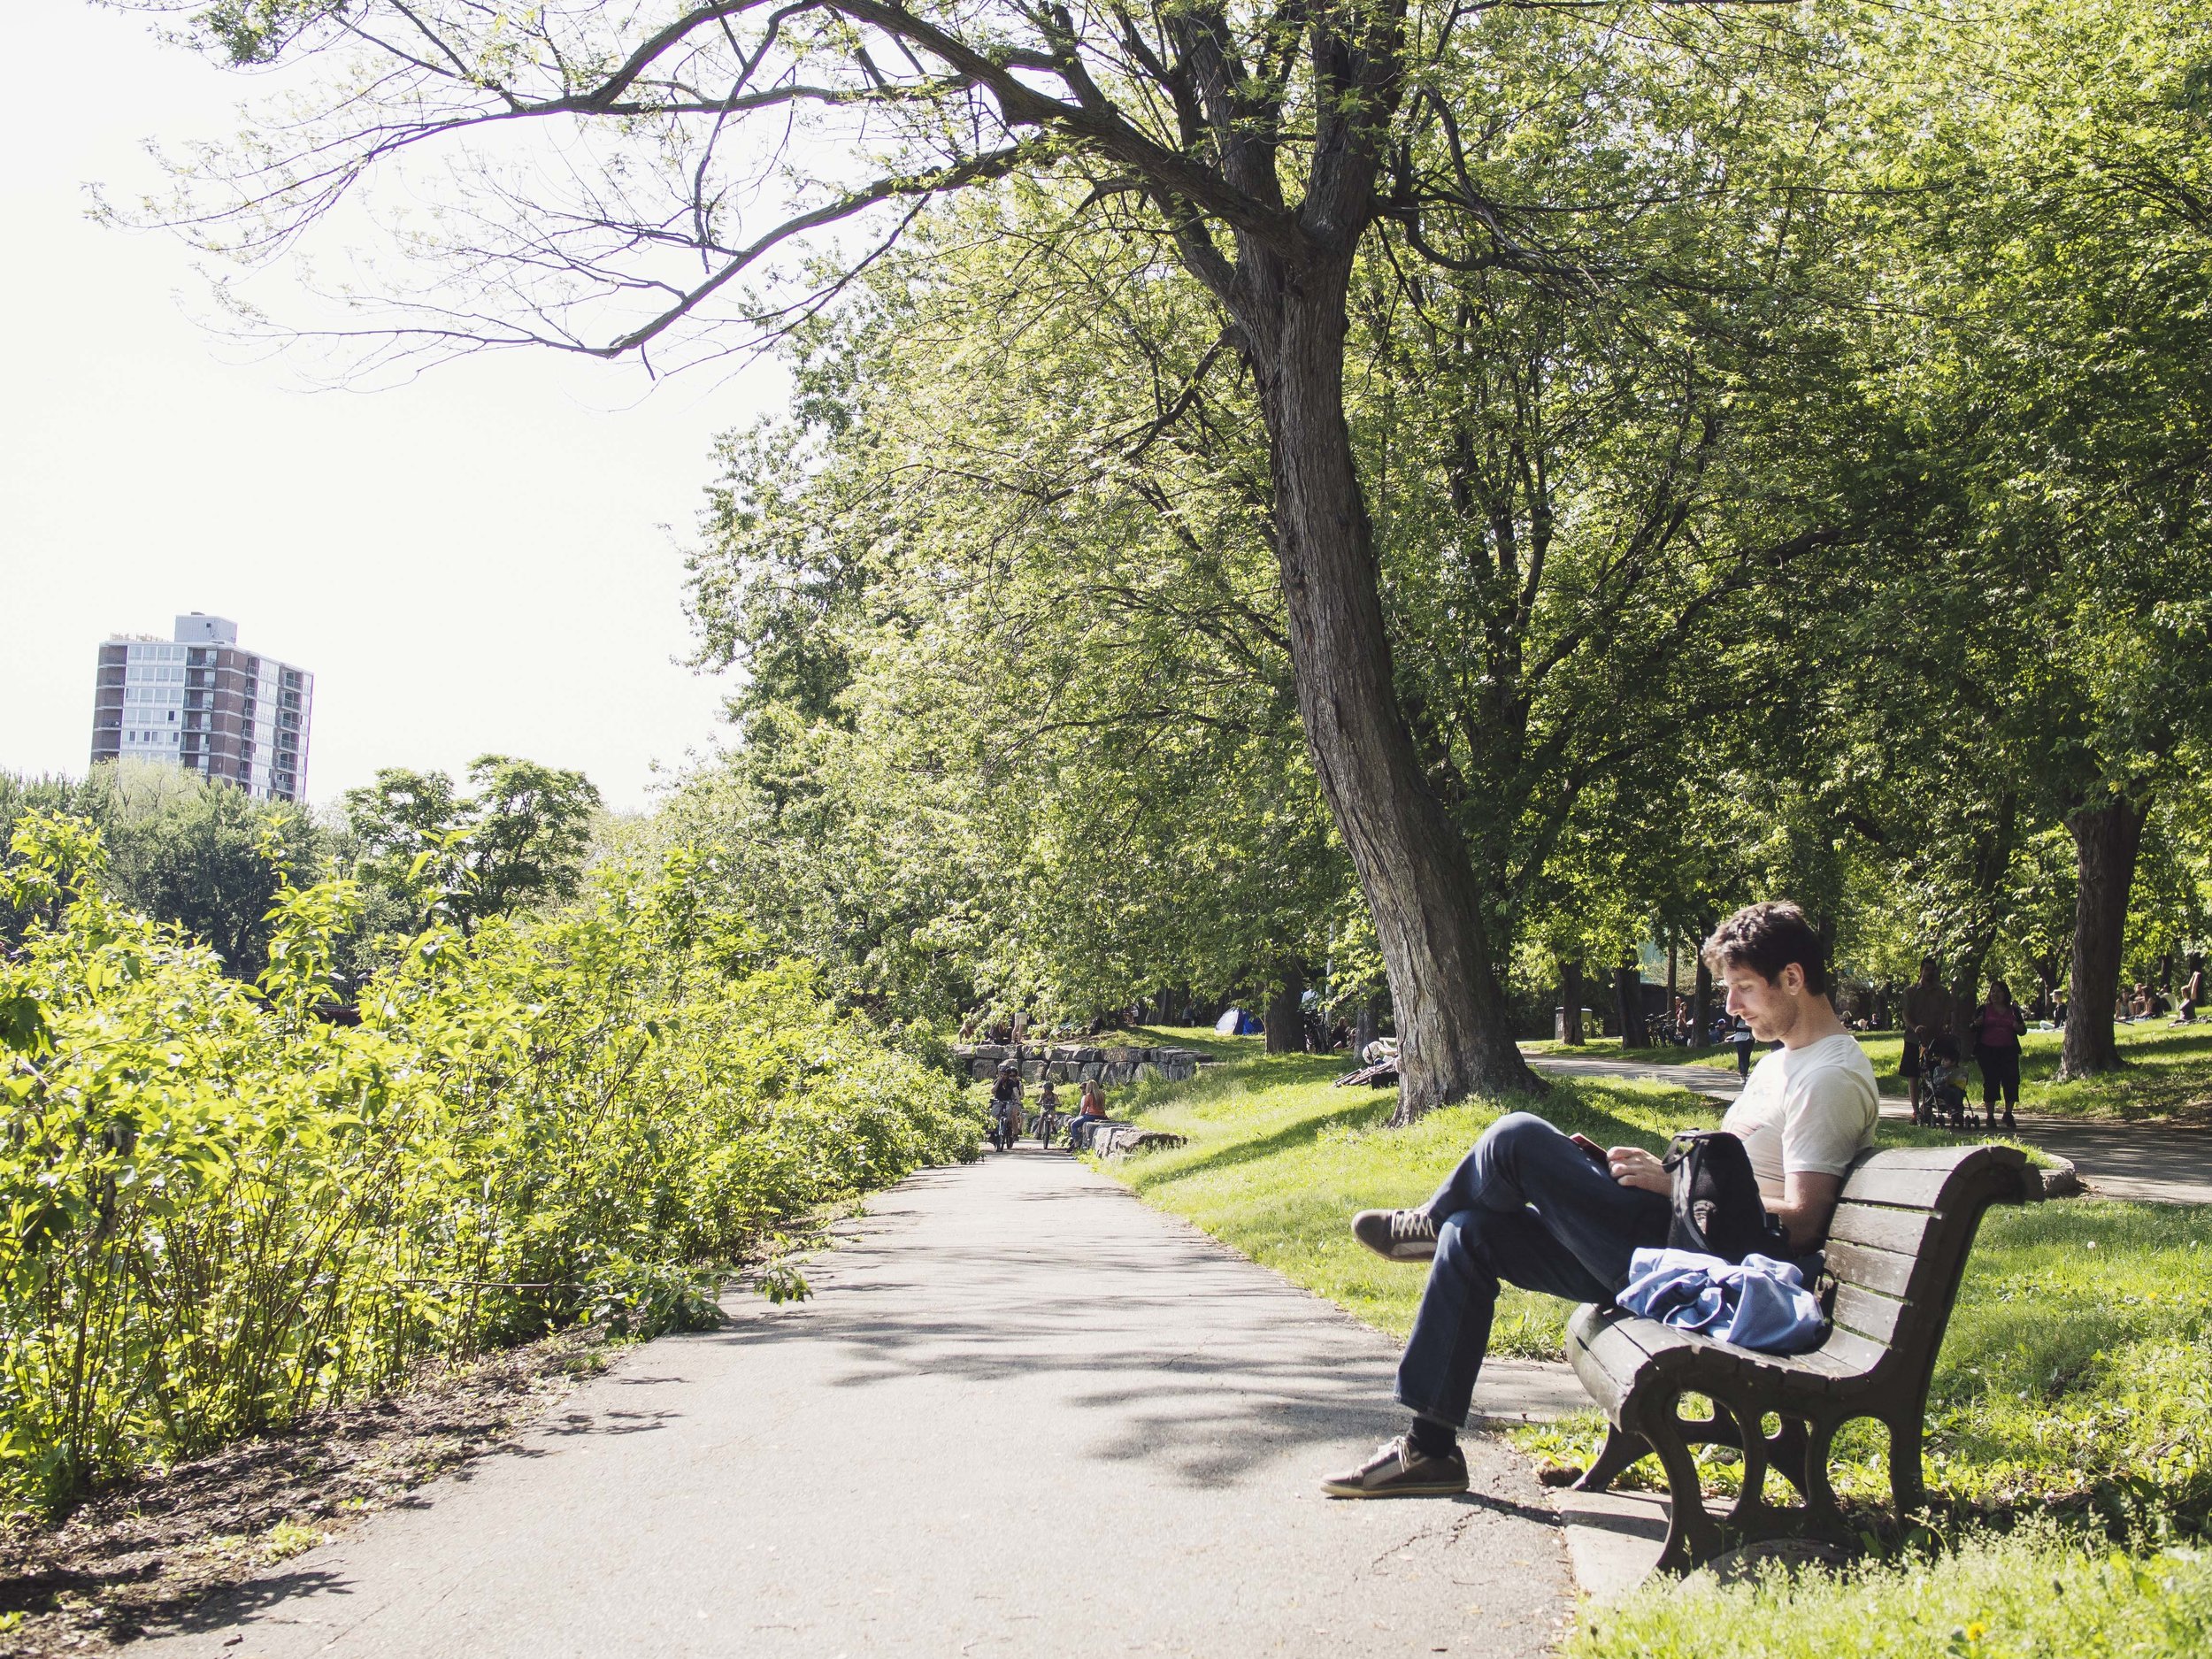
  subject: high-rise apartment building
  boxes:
[88,615,314,803]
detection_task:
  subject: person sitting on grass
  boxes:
[1318,901,1878,1500]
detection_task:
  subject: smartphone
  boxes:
[1568,1132,1609,1167]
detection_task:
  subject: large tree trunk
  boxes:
[1693,951,1714,1047]
[1614,964,1647,1048]
[1947,789,2019,1025]
[1559,958,1586,1046]
[1265,959,1307,1055]
[2060,792,2149,1079]
[1247,263,1538,1120]
[1353,991,1384,1057]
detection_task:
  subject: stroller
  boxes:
[1916,1034,1970,1131]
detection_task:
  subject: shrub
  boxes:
[0,816,977,1514]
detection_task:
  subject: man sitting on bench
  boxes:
[1321,902,1878,1499]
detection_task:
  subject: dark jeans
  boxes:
[1734,1041,1754,1078]
[1979,1045,2021,1110]
[1396,1113,1670,1427]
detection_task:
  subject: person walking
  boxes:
[1970,979,2027,1133]
[1727,1011,1756,1079]
[1901,957,1955,1125]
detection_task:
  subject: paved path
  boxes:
[142,1153,1572,1659]
[1526,1049,2212,1205]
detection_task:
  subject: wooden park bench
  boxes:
[1563,1143,2040,1574]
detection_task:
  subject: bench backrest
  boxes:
[1811,1144,2036,1394]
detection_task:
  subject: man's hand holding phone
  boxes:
[1602,1144,1671,1194]
[1569,1132,1670,1193]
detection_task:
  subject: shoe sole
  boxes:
[1319,1477,1469,1499]
[1351,1228,1438,1264]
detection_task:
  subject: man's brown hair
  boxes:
[1701,902,1829,995]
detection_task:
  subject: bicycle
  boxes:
[1031,1105,1062,1148]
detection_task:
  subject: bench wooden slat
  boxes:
[1831,1282,1909,1347]
[1829,1202,1939,1256]
[1603,1312,1740,1376]
[1810,1325,1891,1376]
[1839,1164,1967,1210]
[1571,1315,1662,1411]
[1824,1238,1916,1297]
[1839,1147,1997,1173]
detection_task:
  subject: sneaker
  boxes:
[1351,1208,1439,1262]
[1320,1435,1469,1499]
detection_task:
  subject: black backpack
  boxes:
[1663,1131,1787,1263]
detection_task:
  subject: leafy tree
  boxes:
[341,757,602,936]
[680,220,1350,1026]
[0,772,111,942]
[120,0,1869,1113]
[4,764,319,980]
[1834,0,2212,1074]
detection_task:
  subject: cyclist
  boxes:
[1033,1080,1064,1148]
[989,1063,1024,1151]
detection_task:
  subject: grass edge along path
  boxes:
[1103,1032,2212,1658]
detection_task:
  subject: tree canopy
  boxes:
[96,0,2212,1094]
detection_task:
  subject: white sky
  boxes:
[1,3,777,813]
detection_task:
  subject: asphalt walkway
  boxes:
[1525,1049,2212,1205]
[141,1152,1572,1658]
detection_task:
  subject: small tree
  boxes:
[342,757,602,935]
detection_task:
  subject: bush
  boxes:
[0,815,978,1515]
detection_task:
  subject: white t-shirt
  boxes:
[1721,1033,1879,1203]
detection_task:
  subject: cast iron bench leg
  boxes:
[1643,1391,1724,1574]
[1571,1425,1652,1494]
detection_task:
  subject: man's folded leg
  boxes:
[1327,1114,1668,1497]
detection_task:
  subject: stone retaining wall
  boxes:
[1089,1122,1189,1158]
[956,1041,1205,1088]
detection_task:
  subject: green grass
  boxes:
[1104,1040,2212,1654]
[1569,1525,2212,1658]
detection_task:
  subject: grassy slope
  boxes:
[1525,1023,2212,1122]
[1107,1033,2212,1655]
